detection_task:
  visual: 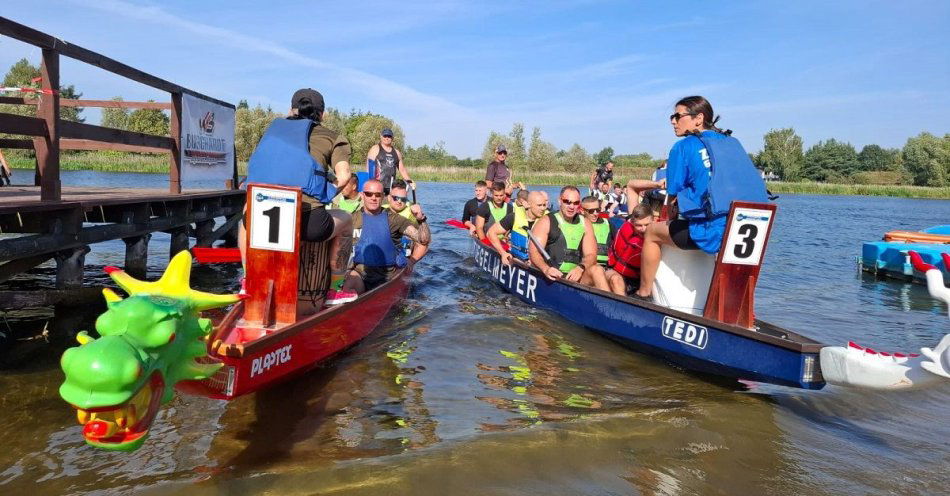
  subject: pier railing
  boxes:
[0,16,237,200]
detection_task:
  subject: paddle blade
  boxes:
[446,219,467,229]
[191,247,241,264]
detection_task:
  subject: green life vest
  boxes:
[592,219,610,264]
[333,195,362,214]
[485,202,512,239]
[548,212,585,273]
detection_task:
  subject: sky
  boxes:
[2,1,948,159]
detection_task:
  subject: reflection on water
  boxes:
[0,176,948,495]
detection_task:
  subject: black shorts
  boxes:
[668,218,699,251]
[301,205,335,243]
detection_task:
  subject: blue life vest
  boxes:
[690,132,768,218]
[246,118,336,203]
[354,211,406,268]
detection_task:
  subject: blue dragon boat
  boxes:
[457,204,950,391]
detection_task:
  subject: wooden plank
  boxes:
[0,253,53,284]
[0,17,234,109]
[36,49,60,201]
[0,287,104,310]
[59,120,173,150]
[0,112,48,136]
[61,138,169,154]
[0,96,170,109]
[0,138,34,149]
[169,93,182,193]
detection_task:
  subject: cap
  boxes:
[495,144,507,154]
[290,88,325,113]
[381,128,394,137]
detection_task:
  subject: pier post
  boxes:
[54,245,90,289]
[34,48,61,201]
[169,227,190,259]
[195,219,216,247]
[123,234,151,279]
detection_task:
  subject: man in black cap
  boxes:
[366,127,412,194]
[243,87,356,306]
[485,143,513,195]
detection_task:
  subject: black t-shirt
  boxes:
[462,198,484,223]
[595,167,613,186]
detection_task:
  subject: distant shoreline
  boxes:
[7,158,949,200]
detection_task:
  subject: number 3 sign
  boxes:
[721,207,773,266]
[249,186,299,253]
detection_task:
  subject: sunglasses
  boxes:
[363,191,384,198]
[560,198,581,206]
[583,207,601,214]
[670,112,696,121]
[390,195,409,203]
[496,152,507,155]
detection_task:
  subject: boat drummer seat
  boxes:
[651,247,716,315]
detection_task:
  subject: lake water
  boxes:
[1,172,948,495]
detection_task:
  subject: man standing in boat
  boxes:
[461,180,488,236]
[342,180,430,294]
[488,190,548,265]
[529,186,610,291]
[366,128,413,194]
[475,181,514,241]
[485,144,513,195]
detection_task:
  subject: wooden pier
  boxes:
[0,17,244,309]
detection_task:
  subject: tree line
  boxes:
[3,58,947,186]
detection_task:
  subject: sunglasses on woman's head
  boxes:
[670,112,696,121]
[560,198,580,206]
[363,191,383,198]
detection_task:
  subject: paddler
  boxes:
[385,180,429,259]
[366,128,413,194]
[607,204,654,296]
[529,186,610,291]
[461,180,488,236]
[488,190,548,265]
[579,195,625,295]
[342,180,430,294]
[474,181,513,241]
[331,173,362,213]
[634,95,767,300]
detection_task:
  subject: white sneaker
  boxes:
[326,289,357,305]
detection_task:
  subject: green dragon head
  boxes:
[59,251,239,451]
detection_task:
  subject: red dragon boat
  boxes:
[180,183,412,399]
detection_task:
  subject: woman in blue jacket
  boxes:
[634,95,730,299]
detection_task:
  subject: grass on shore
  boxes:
[6,152,949,199]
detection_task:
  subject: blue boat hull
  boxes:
[471,241,826,390]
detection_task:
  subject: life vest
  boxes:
[485,202,513,239]
[682,132,768,219]
[608,222,643,278]
[591,219,611,265]
[353,211,406,268]
[246,118,336,203]
[509,206,530,260]
[332,195,361,214]
[386,202,417,224]
[548,212,584,273]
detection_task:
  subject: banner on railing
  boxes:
[180,94,235,181]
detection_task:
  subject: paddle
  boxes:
[409,181,417,204]
[192,247,241,264]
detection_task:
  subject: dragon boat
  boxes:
[59,183,412,450]
[453,202,950,391]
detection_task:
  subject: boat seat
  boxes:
[651,246,716,315]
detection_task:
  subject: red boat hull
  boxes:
[178,266,412,399]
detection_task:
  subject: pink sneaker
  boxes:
[326,289,357,305]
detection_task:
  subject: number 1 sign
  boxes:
[249,187,299,253]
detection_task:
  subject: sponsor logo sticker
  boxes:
[661,317,708,350]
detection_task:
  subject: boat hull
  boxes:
[471,241,825,389]
[179,266,412,399]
